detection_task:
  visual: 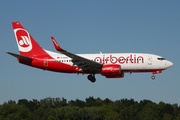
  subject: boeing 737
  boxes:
[7,22,173,83]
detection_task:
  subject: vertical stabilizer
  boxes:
[12,22,50,58]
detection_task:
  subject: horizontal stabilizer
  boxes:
[6,52,32,61]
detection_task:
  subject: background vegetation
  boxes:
[0,97,179,120]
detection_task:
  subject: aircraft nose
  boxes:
[166,61,173,68]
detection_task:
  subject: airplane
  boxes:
[7,22,173,83]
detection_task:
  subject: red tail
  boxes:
[12,22,50,58]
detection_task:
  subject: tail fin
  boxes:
[12,22,49,58]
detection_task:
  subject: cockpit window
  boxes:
[157,58,166,60]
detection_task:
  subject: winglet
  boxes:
[51,37,63,51]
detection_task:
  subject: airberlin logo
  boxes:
[94,54,144,64]
[14,28,32,52]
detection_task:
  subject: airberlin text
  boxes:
[94,54,144,64]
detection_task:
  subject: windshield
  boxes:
[157,58,166,60]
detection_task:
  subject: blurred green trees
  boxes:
[0,97,179,120]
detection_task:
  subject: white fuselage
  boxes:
[45,50,173,71]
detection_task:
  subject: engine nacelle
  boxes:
[105,73,124,78]
[101,64,121,75]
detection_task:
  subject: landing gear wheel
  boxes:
[87,74,96,83]
[151,75,155,80]
[91,77,96,83]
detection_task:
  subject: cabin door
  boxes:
[147,56,152,65]
[44,58,48,68]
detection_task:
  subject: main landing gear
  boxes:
[151,75,155,80]
[87,74,96,83]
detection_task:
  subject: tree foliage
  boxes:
[0,97,179,120]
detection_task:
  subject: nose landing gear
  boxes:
[151,75,155,80]
[87,74,96,83]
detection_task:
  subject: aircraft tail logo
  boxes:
[12,22,52,58]
[14,28,32,52]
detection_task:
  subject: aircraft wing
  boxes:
[51,37,102,71]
